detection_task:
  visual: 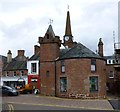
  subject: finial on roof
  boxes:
[49,19,53,25]
[67,5,69,10]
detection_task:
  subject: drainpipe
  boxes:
[55,57,59,97]
[55,61,56,97]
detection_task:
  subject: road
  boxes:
[2,103,115,111]
[1,94,118,111]
[108,99,120,110]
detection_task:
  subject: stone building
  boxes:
[38,10,106,99]
[2,50,28,87]
[105,44,120,95]
[0,55,7,86]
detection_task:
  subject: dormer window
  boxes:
[112,60,115,64]
[108,60,111,64]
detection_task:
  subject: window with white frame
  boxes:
[109,71,114,78]
[91,59,96,72]
[31,63,37,73]
[61,60,65,73]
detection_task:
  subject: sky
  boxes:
[0,0,119,58]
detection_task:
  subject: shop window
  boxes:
[31,63,37,73]
[60,77,67,92]
[109,71,114,78]
[61,60,65,73]
[89,76,98,92]
[91,59,96,72]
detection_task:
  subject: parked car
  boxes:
[0,86,19,96]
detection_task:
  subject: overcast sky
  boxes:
[0,0,119,58]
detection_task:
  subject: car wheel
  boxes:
[8,92,12,96]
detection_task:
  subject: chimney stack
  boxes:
[7,50,12,63]
[98,38,103,57]
[18,50,24,56]
[34,45,40,54]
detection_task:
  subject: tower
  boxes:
[39,24,61,96]
[98,38,103,57]
[63,9,74,48]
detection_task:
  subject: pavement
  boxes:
[2,94,115,111]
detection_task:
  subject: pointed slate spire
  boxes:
[64,10,72,37]
[45,24,55,38]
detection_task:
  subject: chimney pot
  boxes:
[34,45,40,54]
[18,50,24,56]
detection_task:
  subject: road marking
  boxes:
[8,104,14,112]
[8,101,113,110]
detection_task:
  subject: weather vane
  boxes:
[67,5,69,10]
[49,19,53,25]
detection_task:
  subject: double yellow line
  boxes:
[8,104,14,112]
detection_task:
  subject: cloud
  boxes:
[0,0,119,57]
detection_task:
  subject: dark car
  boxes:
[0,86,19,96]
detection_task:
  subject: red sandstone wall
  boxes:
[56,58,106,99]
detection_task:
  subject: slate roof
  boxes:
[45,25,55,38]
[60,43,104,60]
[29,52,40,61]
[3,61,27,71]
[104,55,115,60]
[0,55,7,64]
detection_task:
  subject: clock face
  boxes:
[65,36,69,41]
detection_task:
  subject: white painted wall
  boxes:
[27,60,39,75]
